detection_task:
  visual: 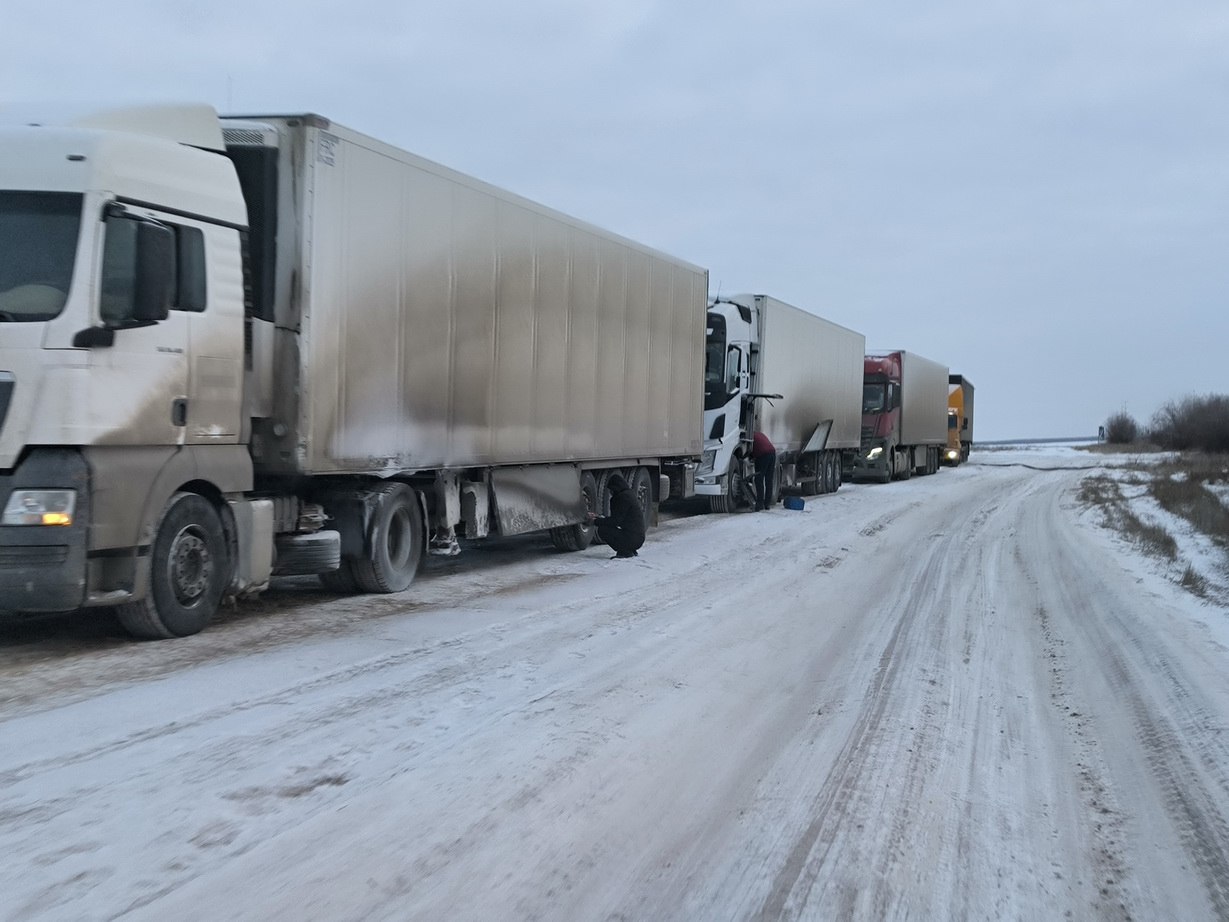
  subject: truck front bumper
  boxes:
[850,456,891,483]
[0,449,89,613]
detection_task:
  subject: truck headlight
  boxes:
[866,446,883,461]
[2,490,76,526]
[699,449,717,474]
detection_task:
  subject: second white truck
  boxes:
[696,294,865,511]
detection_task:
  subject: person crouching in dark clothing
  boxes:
[590,473,646,558]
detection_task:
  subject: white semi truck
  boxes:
[696,294,864,512]
[0,105,706,638]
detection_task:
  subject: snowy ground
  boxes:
[2,445,1228,921]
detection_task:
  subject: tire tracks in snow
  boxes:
[1027,475,1229,920]
[751,474,1007,920]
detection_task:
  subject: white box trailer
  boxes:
[896,351,949,446]
[753,295,864,454]
[697,294,865,509]
[229,115,705,475]
[0,105,706,638]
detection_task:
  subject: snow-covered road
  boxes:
[2,449,1228,920]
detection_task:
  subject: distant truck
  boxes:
[0,105,706,638]
[851,350,949,482]
[696,294,864,511]
[945,375,975,465]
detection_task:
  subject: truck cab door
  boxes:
[88,209,189,447]
[180,224,243,444]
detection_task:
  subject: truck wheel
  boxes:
[550,472,598,552]
[350,482,424,593]
[116,492,229,639]
[628,467,654,533]
[590,471,614,545]
[708,464,744,514]
[821,453,834,494]
[831,455,843,492]
[274,531,340,575]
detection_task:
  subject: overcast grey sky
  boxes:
[4,1,1226,440]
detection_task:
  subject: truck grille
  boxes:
[0,373,13,434]
[860,425,874,441]
[0,546,69,567]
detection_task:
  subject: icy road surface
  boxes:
[2,448,1228,921]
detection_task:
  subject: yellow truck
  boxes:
[945,375,974,465]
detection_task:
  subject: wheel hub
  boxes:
[170,528,211,604]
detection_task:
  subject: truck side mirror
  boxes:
[131,221,174,323]
[96,212,175,331]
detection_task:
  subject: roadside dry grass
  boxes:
[1150,477,1229,547]
[1078,452,1229,601]
[1077,474,1178,560]
[1077,442,1165,456]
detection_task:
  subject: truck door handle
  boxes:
[172,398,188,427]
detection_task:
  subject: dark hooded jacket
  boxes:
[594,473,646,557]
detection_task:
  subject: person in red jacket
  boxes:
[750,431,776,511]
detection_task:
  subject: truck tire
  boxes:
[273,531,340,575]
[590,471,614,545]
[709,463,745,514]
[549,472,598,552]
[831,454,843,492]
[116,492,229,639]
[896,451,911,481]
[350,482,424,593]
[627,467,654,533]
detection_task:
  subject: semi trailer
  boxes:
[0,104,706,638]
[696,294,864,511]
[851,350,949,482]
[945,374,975,465]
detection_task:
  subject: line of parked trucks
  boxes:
[0,105,974,638]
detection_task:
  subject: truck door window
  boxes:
[174,226,206,312]
[725,346,742,396]
[704,312,735,411]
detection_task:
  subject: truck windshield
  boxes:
[0,191,83,321]
[863,381,888,414]
[704,312,730,411]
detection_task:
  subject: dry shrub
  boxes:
[1104,411,1139,445]
[1148,395,1229,453]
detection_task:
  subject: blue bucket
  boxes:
[783,496,805,511]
